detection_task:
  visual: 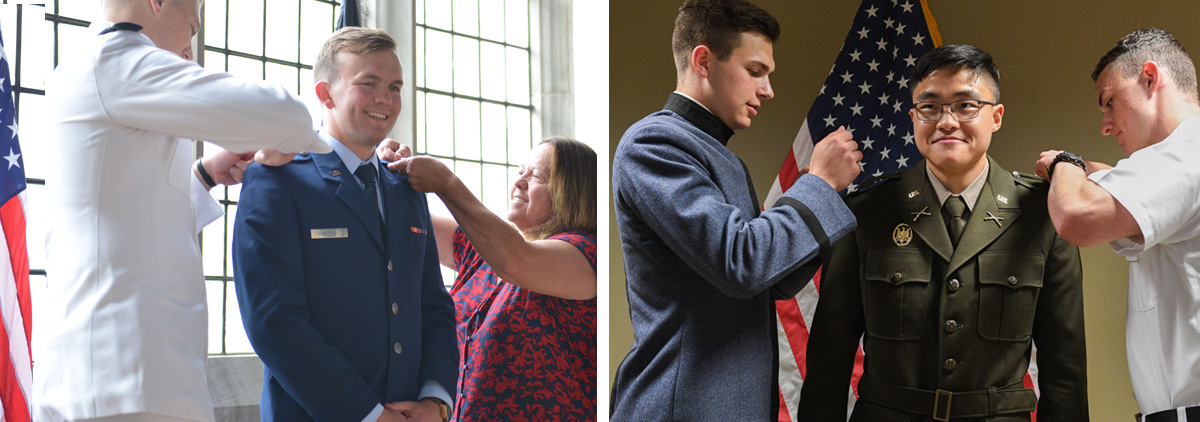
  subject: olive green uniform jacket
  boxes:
[797,157,1088,421]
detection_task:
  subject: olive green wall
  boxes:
[609,0,1200,417]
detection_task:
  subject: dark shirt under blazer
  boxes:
[232,151,458,421]
[797,158,1089,421]
[611,94,857,421]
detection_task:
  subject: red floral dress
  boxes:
[450,229,597,422]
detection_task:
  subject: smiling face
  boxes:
[910,67,1003,183]
[1095,65,1156,155]
[703,31,775,130]
[507,143,555,232]
[318,49,403,158]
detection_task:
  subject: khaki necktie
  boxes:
[945,196,968,247]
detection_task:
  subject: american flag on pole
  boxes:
[767,1,1042,421]
[0,22,31,422]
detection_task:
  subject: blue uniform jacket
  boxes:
[611,93,857,421]
[232,150,458,422]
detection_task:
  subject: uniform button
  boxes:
[1008,275,1018,285]
[393,342,403,354]
[388,260,394,271]
[948,279,961,292]
[891,272,903,282]
[944,319,958,333]
[944,358,957,371]
[391,303,399,314]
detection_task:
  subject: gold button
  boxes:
[948,279,961,292]
[891,272,903,282]
[944,358,957,371]
[391,303,399,314]
[944,320,958,333]
[1008,275,1018,285]
[388,260,394,271]
[393,342,403,354]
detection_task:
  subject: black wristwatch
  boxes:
[1048,151,1086,180]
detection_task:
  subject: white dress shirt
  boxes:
[36,21,330,422]
[1090,115,1200,414]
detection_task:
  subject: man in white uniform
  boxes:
[1035,27,1200,422]
[36,0,331,421]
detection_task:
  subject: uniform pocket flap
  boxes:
[978,251,1045,289]
[864,248,933,286]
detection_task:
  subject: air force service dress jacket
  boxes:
[232,146,458,422]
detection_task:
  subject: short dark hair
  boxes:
[1092,28,1198,100]
[671,0,780,75]
[910,44,1002,101]
[524,136,597,241]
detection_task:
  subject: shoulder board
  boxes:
[847,171,902,196]
[1011,170,1049,190]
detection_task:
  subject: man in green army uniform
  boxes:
[796,45,1089,421]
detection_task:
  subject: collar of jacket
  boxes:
[664,92,735,146]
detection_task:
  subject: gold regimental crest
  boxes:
[893,223,913,246]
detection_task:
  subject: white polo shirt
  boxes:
[1090,115,1200,414]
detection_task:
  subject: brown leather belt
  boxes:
[857,374,1037,421]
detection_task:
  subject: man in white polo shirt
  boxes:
[1035,27,1200,422]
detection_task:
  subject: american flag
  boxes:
[0,23,31,422]
[764,0,937,420]
[765,2,1043,421]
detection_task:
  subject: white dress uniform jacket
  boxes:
[36,22,331,422]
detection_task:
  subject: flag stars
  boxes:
[896,155,910,168]
[6,122,15,138]
[823,114,838,128]
[876,38,888,51]
[892,101,905,113]
[831,93,846,106]
[862,137,876,150]
[858,81,872,95]
[879,93,891,105]
[873,169,884,177]
[900,1,915,13]
[887,124,897,136]
[895,23,907,35]
[840,70,854,84]
[4,148,20,170]
[883,17,896,29]
[867,59,880,72]
[858,161,866,171]
[849,50,862,62]
[857,27,870,40]
[897,76,909,88]
[865,5,879,18]
[904,54,918,67]
[869,116,883,128]
[913,34,926,45]
[847,183,859,193]
[885,71,895,84]
[881,146,892,159]
[850,103,864,116]
[903,132,914,145]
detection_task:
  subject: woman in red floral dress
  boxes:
[385,136,597,422]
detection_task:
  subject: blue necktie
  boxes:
[354,163,383,231]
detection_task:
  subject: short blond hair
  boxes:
[313,27,397,84]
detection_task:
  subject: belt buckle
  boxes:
[932,389,953,422]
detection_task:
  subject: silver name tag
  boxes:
[310,228,348,239]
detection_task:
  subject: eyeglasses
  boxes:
[912,99,998,122]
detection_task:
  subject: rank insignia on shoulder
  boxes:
[893,223,913,247]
